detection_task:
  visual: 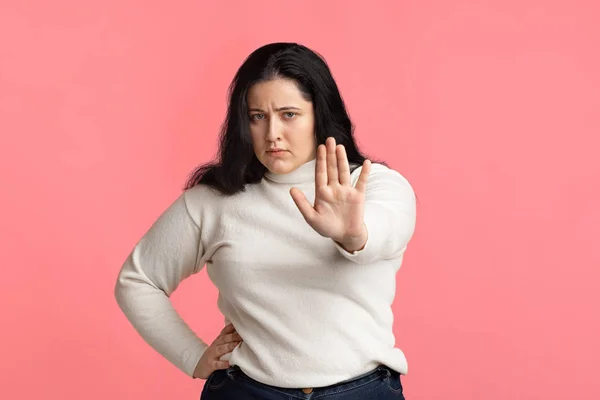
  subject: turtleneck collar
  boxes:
[264,158,317,184]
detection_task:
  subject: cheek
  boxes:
[290,119,315,141]
[249,128,262,147]
[304,124,317,147]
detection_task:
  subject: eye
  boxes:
[250,113,265,121]
[283,112,297,119]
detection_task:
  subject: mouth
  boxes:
[266,149,289,157]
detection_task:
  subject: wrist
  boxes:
[336,224,368,253]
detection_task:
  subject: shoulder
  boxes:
[351,162,413,188]
[349,162,416,207]
[183,182,222,201]
[181,183,227,221]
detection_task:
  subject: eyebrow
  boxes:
[248,106,301,112]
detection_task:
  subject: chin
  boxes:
[263,159,294,174]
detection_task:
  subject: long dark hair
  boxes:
[184,42,384,195]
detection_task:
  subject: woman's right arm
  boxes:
[114,191,208,378]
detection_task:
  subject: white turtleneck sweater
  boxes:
[114,158,417,388]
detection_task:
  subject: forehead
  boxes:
[247,79,310,107]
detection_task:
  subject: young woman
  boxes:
[115,42,416,399]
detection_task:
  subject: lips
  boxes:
[266,149,288,157]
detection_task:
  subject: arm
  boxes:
[334,163,417,264]
[114,192,208,378]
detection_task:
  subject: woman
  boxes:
[115,42,417,399]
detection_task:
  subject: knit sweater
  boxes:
[114,158,417,388]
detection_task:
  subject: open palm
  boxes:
[290,137,371,245]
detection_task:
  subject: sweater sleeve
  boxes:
[114,191,208,378]
[334,163,417,264]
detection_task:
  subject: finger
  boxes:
[214,325,236,345]
[220,323,236,335]
[215,330,241,346]
[290,187,317,222]
[212,360,230,370]
[216,342,241,356]
[222,332,243,343]
[354,160,371,193]
[315,144,327,189]
[326,137,338,185]
[336,145,350,186]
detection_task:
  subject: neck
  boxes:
[264,158,316,184]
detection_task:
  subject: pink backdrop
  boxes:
[1,1,599,399]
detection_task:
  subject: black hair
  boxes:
[183,42,384,195]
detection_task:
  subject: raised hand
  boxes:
[290,137,371,252]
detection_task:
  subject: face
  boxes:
[247,78,317,175]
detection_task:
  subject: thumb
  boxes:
[290,187,317,222]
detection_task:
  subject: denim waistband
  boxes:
[226,364,395,399]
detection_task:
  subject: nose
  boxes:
[265,116,282,142]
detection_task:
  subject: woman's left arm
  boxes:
[290,138,417,264]
[333,163,417,264]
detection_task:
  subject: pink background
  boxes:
[1,1,599,399]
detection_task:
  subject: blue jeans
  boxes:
[200,364,406,399]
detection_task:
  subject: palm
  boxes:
[290,137,371,244]
[311,183,365,239]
